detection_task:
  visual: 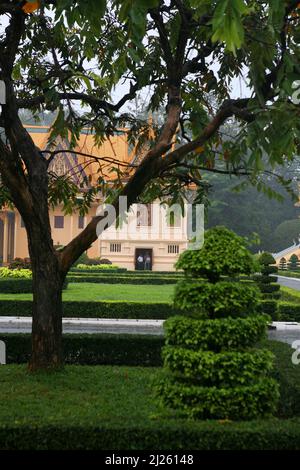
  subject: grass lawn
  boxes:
[0,365,161,427]
[0,283,175,303]
[1,340,300,450]
[280,286,300,303]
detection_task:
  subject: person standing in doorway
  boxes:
[144,253,151,270]
[137,254,144,270]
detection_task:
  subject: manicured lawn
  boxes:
[0,365,161,426]
[0,283,175,303]
[1,340,300,449]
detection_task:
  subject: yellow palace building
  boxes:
[0,126,189,271]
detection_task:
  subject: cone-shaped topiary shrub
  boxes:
[279,257,287,270]
[254,252,280,320]
[288,254,300,271]
[157,227,279,420]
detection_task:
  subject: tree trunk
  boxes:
[25,196,64,371]
[28,244,64,370]
[29,249,64,371]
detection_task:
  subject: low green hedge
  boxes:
[70,269,182,275]
[278,270,300,278]
[0,299,178,319]
[71,268,128,273]
[0,333,164,366]
[67,275,178,285]
[0,278,33,293]
[280,287,300,303]
[259,283,281,294]
[278,302,300,322]
[0,279,68,294]
[2,418,300,450]
[259,300,279,320]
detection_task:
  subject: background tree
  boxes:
[254,252,280,320]
[1,0,300,369]
[288,253,300,270]
[205,172,300,252]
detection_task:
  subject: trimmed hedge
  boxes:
[70,269,183,275]
[71,267,128,273]
[0,300,178,319]
[162,347,274,386]
[0,333,164,366]
[260,300,278,318]
[174,280,260,318]
[164,315,270,352]
[259,284,280,294]
[0,279,68,294]
[0,278,33,293]
[156,376,279,420]
[278,302,300,322]
[2,418,300,450]
[278,270,300,278]
[67,275,178,285]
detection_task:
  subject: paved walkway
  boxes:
[276,274,300,291]
[0,317,164,335]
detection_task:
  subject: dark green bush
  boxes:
[260,300,279,319]
[0,278,32,293]
[258,252,276,266]
[278,303,300,321]
[162,347,274,386]
[0,300,178,319]
[0,333,164,366]
[253,274,277,284]
[156,377,279,420]
[259,283,280,294]
[174,280,260,318]
[0,278,68,294]
[255,252,279,319]
[8,258,31,270]
[164,315,269,352]
[1,417,300,450]
[261,265,278,275]
[176,226,256,282]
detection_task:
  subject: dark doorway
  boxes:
[135,248,153,271]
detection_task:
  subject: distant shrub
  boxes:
[8,258,31,270]
[256,252,279,320]
[288,254,300,271]
[76,264,121,270]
